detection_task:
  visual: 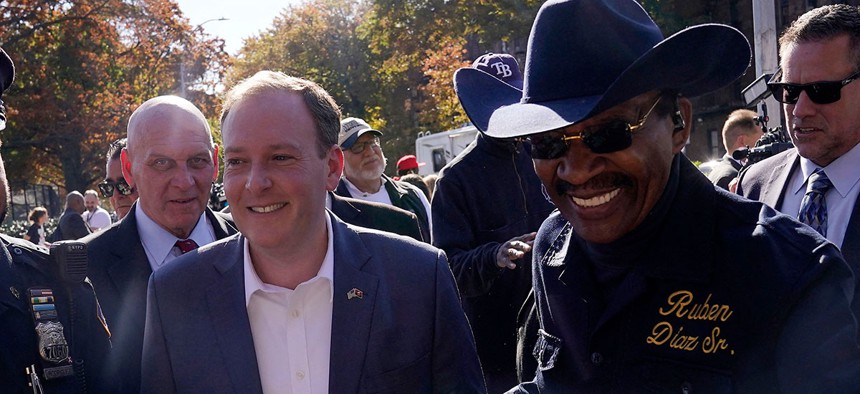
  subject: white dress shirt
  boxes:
[780,142,860,249]
[82,206,112,231]
[134,204,216,272]
[245,214,334,394]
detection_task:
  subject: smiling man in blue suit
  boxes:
[141,71,486,393]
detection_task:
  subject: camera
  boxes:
[734,75,794,166]
[732,125,793,165]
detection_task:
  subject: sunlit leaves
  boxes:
[0,0,229,192]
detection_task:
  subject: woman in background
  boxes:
[24,206,48,246]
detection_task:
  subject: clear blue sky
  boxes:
[175,0,305,55]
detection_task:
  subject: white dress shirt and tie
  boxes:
[134,203,216,272]
[780,142,860,248]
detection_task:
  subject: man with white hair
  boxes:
[335,117,432,241]
[83,95,237,392]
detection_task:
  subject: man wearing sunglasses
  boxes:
[457,0,860,392]
[99,138,139,220]
[82,95,237,392]
[738,4,860,272]
[334,117,432,242]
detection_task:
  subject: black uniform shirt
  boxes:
[0,235,111,393]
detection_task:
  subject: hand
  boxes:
[728,177,739,194]
[495,232,537,270]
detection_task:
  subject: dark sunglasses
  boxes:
[527,96,663,160]
[767,68,860,105]
[98,178,134,198]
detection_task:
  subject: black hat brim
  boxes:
[462,24,751,138]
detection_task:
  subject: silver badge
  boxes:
[35,321,69,363]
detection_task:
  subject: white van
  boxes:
[414,125,478,176]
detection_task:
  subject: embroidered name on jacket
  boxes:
[645,290,735,355]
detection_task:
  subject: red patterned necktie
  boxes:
[174,239,199,255]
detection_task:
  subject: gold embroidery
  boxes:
[659,290,733,322]
[646,322,699,351]
[648,290,735,356]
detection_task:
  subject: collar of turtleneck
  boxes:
[574,154,682,269]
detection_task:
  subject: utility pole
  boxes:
[180,17,228,98]
[751,0,782,128]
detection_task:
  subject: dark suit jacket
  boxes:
[83,204,236,393]
[141,213,485,394]
[336,175,432,242]
[329,191,424,242]
[706,154,742,190]
[737,148,860,270]
[56,208,91,241]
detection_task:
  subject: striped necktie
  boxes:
[797,169,832,237]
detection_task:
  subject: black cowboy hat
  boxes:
[455,0,751,138]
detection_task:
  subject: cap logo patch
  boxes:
[490,61,513,78]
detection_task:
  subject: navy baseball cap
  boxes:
[471,53,523,90]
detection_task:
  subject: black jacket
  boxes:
[329,192,423,242]
[0,235,111,393]
[706,154,742,190]
[431,133,554,386]
[516,156,860,393]
[54,208,90,241]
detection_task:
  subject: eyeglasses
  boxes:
[527,96,663,160]
[348,136,380,154]
[767,68,860,105]
[98,178,135,198]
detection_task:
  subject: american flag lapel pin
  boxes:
[347,288,364,300]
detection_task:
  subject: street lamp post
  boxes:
[180,17,228,98]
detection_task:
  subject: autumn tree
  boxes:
[356,0,541,156]
[228,0,373,118]
[231,0,541,164]
[416,35,470,131]
[0,0,229,193]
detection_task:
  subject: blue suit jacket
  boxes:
[141,213,486,393]
[83,204,237,393]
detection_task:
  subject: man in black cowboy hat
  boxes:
[0,47,112,392]
[456,0,860,392]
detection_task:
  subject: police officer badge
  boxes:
[36,321,69,363]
